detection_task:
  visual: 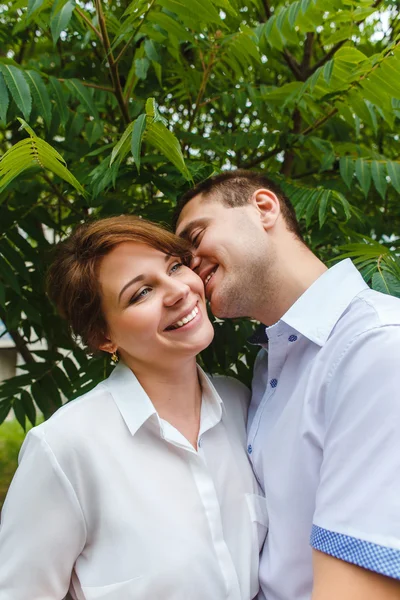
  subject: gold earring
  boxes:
[111,351,119,363]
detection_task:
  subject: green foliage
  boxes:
[0,419,30,511]
[0,0,399,427]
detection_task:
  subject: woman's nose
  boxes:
[163,278,190,306]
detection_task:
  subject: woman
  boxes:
[0,216,267,600]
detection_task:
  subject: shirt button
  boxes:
[270,378,278,388]
[247,444,253,454]
[288,335,298,342]
[198,437,202,448]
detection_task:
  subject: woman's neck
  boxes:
[124,357,202,446]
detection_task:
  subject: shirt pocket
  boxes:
[81,575,146,599]
[246,492,269,551]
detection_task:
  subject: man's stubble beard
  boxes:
[211,251,276,321]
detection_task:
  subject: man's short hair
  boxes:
[173,169,303,239]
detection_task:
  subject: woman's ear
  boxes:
[251,188,281,231]
[98,337,117,354]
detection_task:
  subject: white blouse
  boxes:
[0,363,267,600]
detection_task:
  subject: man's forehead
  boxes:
[175,193,216,235]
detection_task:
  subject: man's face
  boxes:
[176,193,271,319]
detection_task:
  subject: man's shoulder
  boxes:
[333,287,400,342]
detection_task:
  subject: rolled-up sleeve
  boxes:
[311,325,400,579]
[0,429,86,599]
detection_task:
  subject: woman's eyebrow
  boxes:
[118,256,171,303]
[118,275,145,303]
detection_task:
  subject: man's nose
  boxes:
[163,278,190,306]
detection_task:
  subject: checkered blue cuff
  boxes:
[311,525,400,580]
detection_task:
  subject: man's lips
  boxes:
[201,266,218,289]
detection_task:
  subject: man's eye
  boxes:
[191,231,202,247]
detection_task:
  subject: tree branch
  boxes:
[301,32,314,72]
[58,78,114,93]
[309,40,346,75]
[282,50,303,80]
[238,146,281,169]
[115,0,156,65]
[95,0,130,124]
[75,6,103,42]
[281,108,302,176]
[261,0,271,19]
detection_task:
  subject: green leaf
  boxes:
[0,71,9,123]
[323,59,334,85]
[288,1,301,28]
[145,99,192,181]
[110,121,134,166]
[387,161,400,194]
[49,76,69,127]
[24,70,52,129]
[318,189,331,227]
[131,113,147,172]
[52,366,73,397]
[0,121,86,197]
[144,39,161,63]
[85,120,103,147]
[13,397,26,431]
[50,0,75,44]
[0,256,21,293]
[0,64,32,120]
[20,390,36,427]
[64,78,99,120]
[135,57,150,80]
[339,156,354,189]
[62,356,79,382]
[371,160,387,200]
[31,380,52,418]
[147,12,195,42]
[355,158,371,197]
[372,271,400,298]
[158,0,222,25]
[27,0,45,18]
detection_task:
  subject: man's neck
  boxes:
[258,243,327,326]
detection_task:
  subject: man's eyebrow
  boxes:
[118,255,171,303]
[178,218,210,241]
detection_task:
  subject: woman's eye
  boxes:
[129,288,151,304]
[170,262,183,273]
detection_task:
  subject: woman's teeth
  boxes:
[171,306,199,329]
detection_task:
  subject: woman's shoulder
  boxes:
[27,381,116,449]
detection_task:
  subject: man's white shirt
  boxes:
[248,258,400,600]
[0,364,266,600]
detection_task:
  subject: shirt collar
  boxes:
[103,361,223,438]
[280,258,369,346]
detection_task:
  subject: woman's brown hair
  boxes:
[47,215,192,352]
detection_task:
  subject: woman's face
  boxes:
[98,241,214,370]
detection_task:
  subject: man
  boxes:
[174,170,400,600]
